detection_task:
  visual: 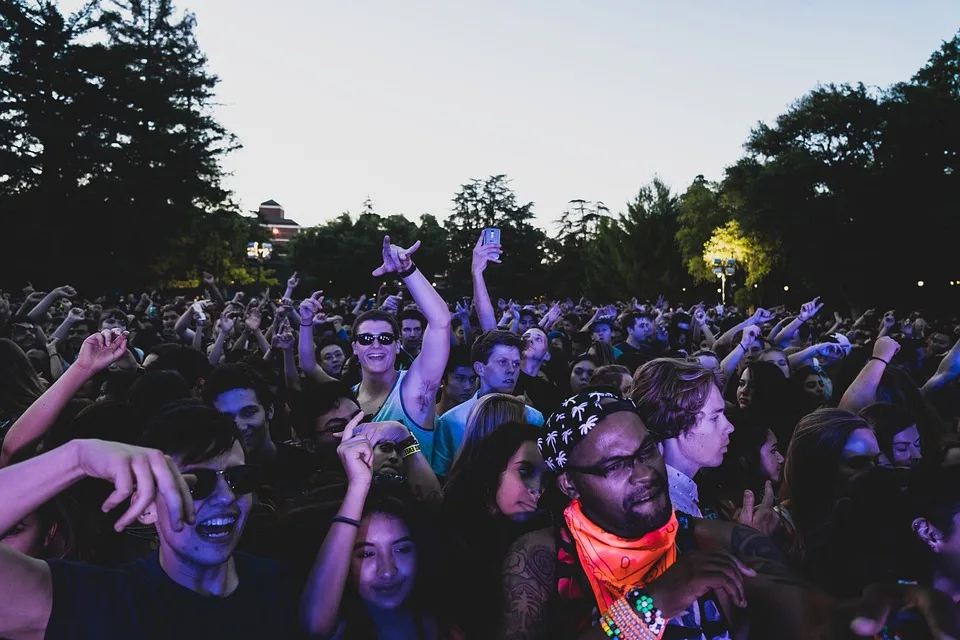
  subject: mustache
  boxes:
[623,473,667,507]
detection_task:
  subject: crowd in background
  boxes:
[0,232,959,639]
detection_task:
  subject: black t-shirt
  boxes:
[259,441,321,505]
[515,371,565,417]
[45,551,302,640]
[614,340,663,376]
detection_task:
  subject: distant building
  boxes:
[257,199,301,243]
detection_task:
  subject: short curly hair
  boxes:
[630,358,718,440]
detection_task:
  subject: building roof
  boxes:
[260,199,283,207]
[260,218,301,227]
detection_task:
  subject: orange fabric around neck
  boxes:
[563,500,679,615]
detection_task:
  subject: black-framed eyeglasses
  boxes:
[188,465,261,500]
[356,332,396,346]
[564,442,660,478]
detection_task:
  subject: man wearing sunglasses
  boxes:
[350,236,451,464]
[0,401,302,639]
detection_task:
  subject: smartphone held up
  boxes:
[482,228,501,246]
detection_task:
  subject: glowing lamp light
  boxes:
[716,288,721,293]
[682,287,686,292]
[917,281,925,287]
[272,227,280,236]
[753,284,758,289]
[783,286,789,292]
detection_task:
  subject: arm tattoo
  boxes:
[498,534,555,640]
[730,524,807,587]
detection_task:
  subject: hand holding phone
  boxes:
[483,228,501,246]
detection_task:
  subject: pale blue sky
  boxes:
[74,1,960,228]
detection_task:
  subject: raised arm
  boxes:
[298,294,336,385]
[371,236,451,428]
[201,272,226,306]
[921,335,960,396]
[839,337,900,413]
[25,286,75,323]
[174,305,196,341]
[301,414,371,639]
[471,232,501,332]
[0,438,194,640]
[1,329,129,467]
[272,326,301,394]
[721,324,759,385]
[45,339,64,383]
[716,308,772,355]
[772,297,823,348]
[50,307,85,342]
[691,306,716,349]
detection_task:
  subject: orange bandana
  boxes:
[563,500,679,615]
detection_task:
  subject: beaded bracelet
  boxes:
[599,596,660,639]
[625,587,666,635]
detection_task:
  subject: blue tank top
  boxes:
[352,370,434,463]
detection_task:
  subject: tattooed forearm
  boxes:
[730,524,808,587]
[498,531,555,640]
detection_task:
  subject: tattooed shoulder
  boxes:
[498,528,556,640]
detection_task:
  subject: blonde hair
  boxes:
[453,393,527,466]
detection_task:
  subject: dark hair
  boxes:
[351,310,400,340]
[202,363,273,410]
[588,365,630,394]
[561,313,581,327]
[728,360,797,440]
[69,401,141,446]
[859,402,916,461]
[141,400,246,466]
[875,365,946,462]
[99,370,139,403]
[780,408,870,558]
[100,308,128,325]
[291,381,359,441]
[128,370,192,426]
[0,338,46,416]
[591,317,614,331]
[619,312,652,333]
[471,330,523,365]
[909,466,960,538]
[398,308,426,328]
[631,358,718,440]
[717,410,778,501]
[517,309,538,324]
[144,344,212,388]
[443,345,473,378]
[445,421,542,523]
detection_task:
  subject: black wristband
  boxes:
[331,515,361,528]
[397,434,419,450]
[869,356,889,366]
[397,264,418,279]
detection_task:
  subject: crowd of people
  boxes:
[0,230,959,638]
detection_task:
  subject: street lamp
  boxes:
[712,257,736,304]
[917,280,925,287]
[783,285,789,292]
[247,242,273,285]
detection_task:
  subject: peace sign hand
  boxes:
[372,235,421,277]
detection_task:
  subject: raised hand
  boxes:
[286,271,299,290]
[815,342,844,359]
[347,420,411,448]
[741,324,761,350]
[798,296,824,322]
[736,481,780,537]
[646,549,757,617]
[75,439,195,532]
[751,307,775,325]
[272,326,296,350]
[67,307,86,323]
[52,285,77,299]
[692,305,707,326]
[202,272,216,286]
[847,582,959,638]
[380,295,399,314]
[75,329,129,374]
[472,231,502,275]
[218,314,236,336]
[371,235,421,277]
[299,291,323,325]
[454,300,470,322]
[337,412,374,488]
[231,291,245,304]
[497,298,507,311]
[873,336,901,363]
[244,308,262,333]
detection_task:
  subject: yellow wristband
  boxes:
[401,444,421,458]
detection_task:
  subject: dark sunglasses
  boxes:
[188,465,261,500]
[356,332,396,346]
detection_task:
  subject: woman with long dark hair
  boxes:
[442,421,551,639]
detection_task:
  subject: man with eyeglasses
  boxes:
[348,236,451,464]
[497,391,947,640]
[0,401,303,639]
